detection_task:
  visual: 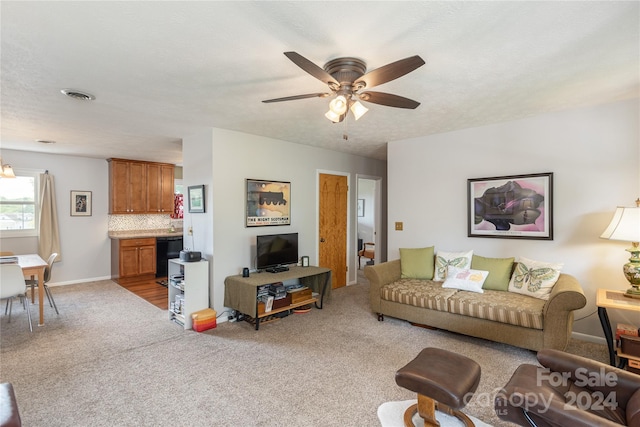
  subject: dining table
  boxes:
[16,254,48,326]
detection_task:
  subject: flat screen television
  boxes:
[256,233,298,270]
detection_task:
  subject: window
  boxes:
[0,170,39,237]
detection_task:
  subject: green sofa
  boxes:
[364,259,587,351]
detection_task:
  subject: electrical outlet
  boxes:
[395,222,403,231]
[188,227,193,235]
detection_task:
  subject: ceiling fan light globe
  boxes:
[325,110,341,123]
[1,165,16,178]
[350,101,368,120]
[329,95,348,115]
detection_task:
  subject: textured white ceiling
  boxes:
[1,1,638,163]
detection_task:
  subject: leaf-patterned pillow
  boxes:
[508,256,563,300]
[434,250,473,281]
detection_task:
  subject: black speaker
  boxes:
[242,267,250,277]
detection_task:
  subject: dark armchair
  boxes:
[495,348,640,426]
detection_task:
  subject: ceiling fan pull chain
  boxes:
[343,113,349,140]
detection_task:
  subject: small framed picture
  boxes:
[188,185,205,213]
[71,190,92,216]
[357,199,365,217]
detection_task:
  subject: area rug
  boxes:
[378,400,492,427]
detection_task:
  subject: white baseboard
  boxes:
[572,331,606,345]
[48,276,112,287]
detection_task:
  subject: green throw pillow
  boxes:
[471,255,515,291]
[400,247,435,279]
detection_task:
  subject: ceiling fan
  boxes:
[262,52,425,123]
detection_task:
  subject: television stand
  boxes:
[265,266,289,273]
[223,266,332,330]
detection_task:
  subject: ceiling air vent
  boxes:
[61,89,95,101]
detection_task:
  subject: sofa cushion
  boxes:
[400,247,435,279]
[508,256,563,300]
[447,289,545,329]
[442,266,488,293]
[381,279,456,311]
[434,250,473,281]
[471,255,515,291]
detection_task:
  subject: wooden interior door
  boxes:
[319,173,348,288]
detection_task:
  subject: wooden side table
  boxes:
[596,288,640,366]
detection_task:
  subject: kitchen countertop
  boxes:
[108,229,184,239]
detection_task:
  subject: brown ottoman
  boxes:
[395,348,481,427]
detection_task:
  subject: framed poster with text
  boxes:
[246,179,291,227]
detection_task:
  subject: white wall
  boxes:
[387,99,639,340]
[197,128,386,315]
[0,150,111,284]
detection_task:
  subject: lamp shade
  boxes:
[350,101,369,120]
[600,206,640,243]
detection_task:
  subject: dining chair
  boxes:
[25,253,58,315]
[358,242,375,269]
[0,264,32,332]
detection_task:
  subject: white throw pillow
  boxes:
[508,256,563,300]
[434,250,473,281]
[442,266,488,293]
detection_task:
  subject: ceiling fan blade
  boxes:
[359,91,421,109]
[355,55,425,89]
[262,93,331,103]
[284,52,339,87]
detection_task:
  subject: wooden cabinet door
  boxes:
[160,164,175,213]
[138,244,157,275]
[120,246,140,278]
[146,163,161,213]
[147,163,174,213]
[110,160,130,214]
[129,162,147,213]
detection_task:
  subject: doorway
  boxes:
[318,173,348,288]
[357,176,380,270]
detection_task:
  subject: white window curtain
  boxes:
[38,171,61,261]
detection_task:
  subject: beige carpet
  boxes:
[0,274,608,426]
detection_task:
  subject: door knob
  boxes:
[320,238,326,243]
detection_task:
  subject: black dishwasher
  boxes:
[156,236,183,277]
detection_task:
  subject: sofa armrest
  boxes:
[364,259,401,313]
[543,273,586,315]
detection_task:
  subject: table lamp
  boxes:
[600,198,640,298]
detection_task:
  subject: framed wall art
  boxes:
[468,172,553,240]
[357,199,365,217]
[70,190,92,216]
[246,179,290,227]
[188,185,205,213]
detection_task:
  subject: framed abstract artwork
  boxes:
[468,172,553,240]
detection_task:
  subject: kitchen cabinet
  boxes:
[108,159,147,214]
[146,163,175,213]
[108,158,175,214]
[111,237,156,283]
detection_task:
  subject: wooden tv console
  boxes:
[224,266,331,330]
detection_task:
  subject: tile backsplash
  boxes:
[108,214,183,231]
